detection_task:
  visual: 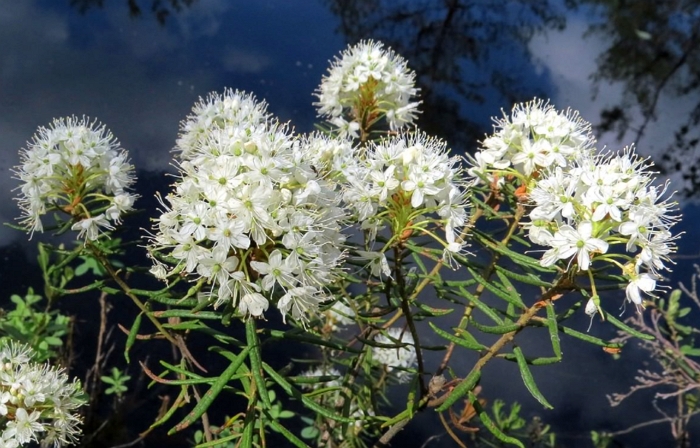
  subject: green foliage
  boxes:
[0,287,70,363]
[101,367,131,397]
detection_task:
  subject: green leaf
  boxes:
[468,267,526,310]
[470,320,520,334]
[44,336,63,347]
[246,319,272,410]
[494,265,552,288]
[470,391,525,448]
[170,346,251,434]
[435,369,481,412]
[680,345,700,357]
[301,426,319,439]
[472,229,553,272]
[429,322,486,351]
[605,312,654,340]
[262,362,354,423]
[263,410,309,448]
[458,286,503,324]
[125,312,143,364]
[545,302,562,359]
[513,346,553,409]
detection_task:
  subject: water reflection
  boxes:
[582,0,700,197]
[70,0,198,24]
[324,0,567,151]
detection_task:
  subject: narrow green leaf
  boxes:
[429,322,486,351]
[513,346,553,409]
[605,313,654,340]
[469,391,525,448]
[472,229,553,272]
[545,303,562,359]
[495,270,526,307]
[414,301,454,317]
[501,354,562,366]
[267,330,362,353]
[435,370,481,412]
[240,406,255,448]
[156,310,222,320]
[680,345,700,357]
[124,312,143,364]
[150,389,187,429]
[262,362,354,423]
[470,320,520,334]
[468,267,526,310]
[265,414,309,448]
[558,326,622,349]
[170,346,251,434]
[458,286,503,324]
[494,265,552,288]
[195,433,240,447]
[246,319,272,410]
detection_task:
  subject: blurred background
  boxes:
[1,1,699,446]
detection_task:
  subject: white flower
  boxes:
[299,367,342,390]
[14,117,137,240]
[468,98,595,183]
[70,214,113,242]
[625,272,657,310]
[356,251,391,278]
[324,300,355,330]
[148,90,347,323]
[540,221,608,271]
[343,130,470,258]
[372,328,417,383]
[0,341,85,447]
[315,40,420,135]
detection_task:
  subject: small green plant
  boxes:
[0,287,70,363]
[191,391,293,447]
[101,367,131,398]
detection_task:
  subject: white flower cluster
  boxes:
[299,366,342,390]
[148,90,347,323]
[372,328,417,383]
[468,99,595,182]
[315,40,420,138]
[323,300,355,331]
[343,131,469,266]
[529,148,679,310]
[14,116,137,240]
[0,341,85,447]
[176,89,272,162]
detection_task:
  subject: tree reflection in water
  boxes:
[322,0,566,151]
[70,0,198,25]
[584,0,700,197]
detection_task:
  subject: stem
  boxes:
[435,201,527,376]
[87,242,179,347]
[428,275,569,408]
[393,245,427,395]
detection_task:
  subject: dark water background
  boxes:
[2,1,700,447]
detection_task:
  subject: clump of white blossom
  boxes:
[176,89,272,162]
[0,341,85,447]
[468,98,595,183]
[343,131,470,268]
[147,90,347,324]
[322,300,356,331]
[299,366,342,390]
[528,148,680,311]
[14,117,137,241]
[315,40,421,138]
[372,328,417,383]
[470,99,681,313]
